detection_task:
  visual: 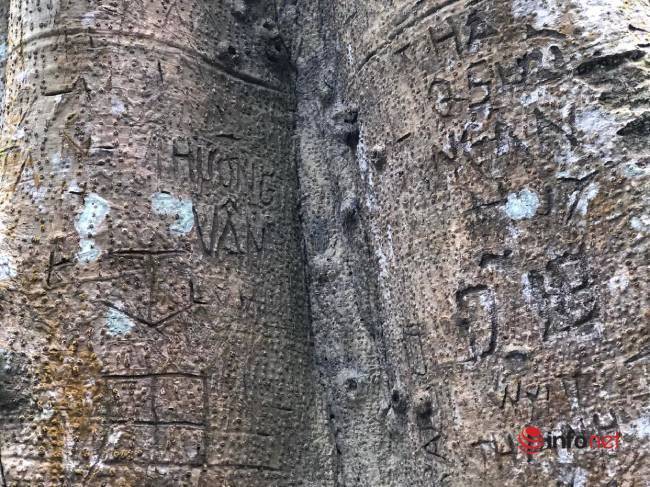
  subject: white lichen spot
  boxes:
[111,97,126,116]
[15,70,28,84]
[574,0,636,45]
[630,214,650,233]
[496,138,510,156]
[81,11,98,28]
[357,125,393,303]
[520,86,548,106]
[557,447,574,463]
[553,93,630,179]
[521,273,534,303]
[386,224,394,261]
[553,107,619,178]
[0,215,15,282]
[76,193,110,237]
[621,416,650,440]
[575,182,599,217]
[375,237,390,282]
[13,127,25,140]
[50,152,61,168]
[68,180,82,194]
[479,292,496,314]
[40,404,55,421]
[512,0,560,30]
[335,368,365,388]
[573,467,588,487]
[151,192,194,235]
[504,188,540,220]
[0,254,17,281]
[575,108,619,149]
[608,268,629,293]
[355,125,369,175]
[106,307,135,336]
[621,161,650,179]
[107,430,123,446]
[75,193,111,264]
[507,224,521,241]
[77,239,100,264]
[49,152,70,175]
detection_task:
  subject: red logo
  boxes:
[515,425,622,455]
[517,426,545,454]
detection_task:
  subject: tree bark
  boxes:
[0,1,311,485]
[293,0,649,485]
[0,0,649,486]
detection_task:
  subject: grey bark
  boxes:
[0,0,649,486]
[293,0,650,486]
[0,1,311,485]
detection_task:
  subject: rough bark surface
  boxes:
[293,0,650,486]
[0,0,648,486]
[0,1,312,485]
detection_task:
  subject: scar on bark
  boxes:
[62,131,90,157]
[100,300,193,332]
[525,24,566,39]
[617,112,650,137]
[157,60,164,83]
[0,434,6,487]
[575,49,645,76]
[11,153,29,193]
[501,380,521,408]
[478,249,512,267]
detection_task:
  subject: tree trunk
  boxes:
[293,0,649,486]
[1,0,649,486]
[0,1,312,485]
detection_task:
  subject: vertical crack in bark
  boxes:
[0,433,6,487]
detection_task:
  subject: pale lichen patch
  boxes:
[572,468,588,487]
[0,215,15,282]
[621,160,650,179]
[50,152,70,174]
[575,108,620,149]
[630,214,650,233]
[512,0,560,30]
[0,254,16,281]
[520,86,548,107]
[346,43,355,67]
[111,97,126,116]
[81,11,99,28]
[607,268,629,293]
[15,70,28,84]
[105,308,135,336]
[521,273,533,303]
[621,416,650,440]
[503,188,540,220]
[151,192,194,235]
[573,0,638,47]
[12,127,25,140]
[74,193,111,264]
[575,182,599,217]
[68,180,82,194]
[77,239,100,264]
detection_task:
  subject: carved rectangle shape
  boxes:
[106,378,154,422]
[154,376,205,424]
[104,424,205,466]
